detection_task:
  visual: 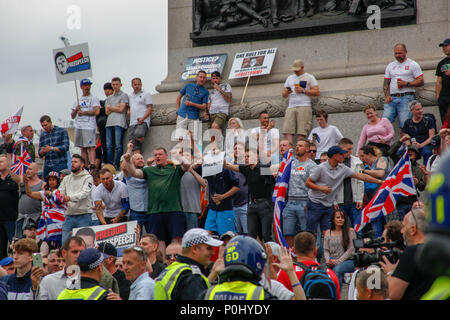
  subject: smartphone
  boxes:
[33,253,43,268]
[312,133,321,143]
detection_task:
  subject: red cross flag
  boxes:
[1,106,24,135]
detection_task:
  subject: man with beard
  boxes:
[59,154,94,245]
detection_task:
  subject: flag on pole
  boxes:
[1,106,24,134]
[10,149,33,175]
[355,149,416,232]
[272,149,293,249]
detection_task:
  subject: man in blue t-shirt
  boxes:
[175,70,209,134]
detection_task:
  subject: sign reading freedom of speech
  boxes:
[202,151,225,177]
[180,53,228,81]
[72,220,137,251]
[229,48,277,79]
[53,42,92,83]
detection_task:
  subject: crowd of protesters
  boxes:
[0,40,450,301]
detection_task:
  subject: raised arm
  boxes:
[123,152,144,179]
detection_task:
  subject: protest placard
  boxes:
[53,42,92,83]
[72,220,137,256]
[202,151,225,177]
[228,48,277,80]
[180,53,228,81]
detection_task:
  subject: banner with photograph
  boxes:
[180,53,228,81]
[229,48,277,79]
[53,42,93,83]
[72,220,137,255]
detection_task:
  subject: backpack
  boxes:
[405,113,437,135]
[294,261,338,300]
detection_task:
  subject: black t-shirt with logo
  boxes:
[436,57,450,97]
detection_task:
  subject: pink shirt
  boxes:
[357,117,394,152]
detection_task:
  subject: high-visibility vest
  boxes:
[57,286,106,300]
[421,277,450,300]
[205,281,265,300]
[154,261,209,300]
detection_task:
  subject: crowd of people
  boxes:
[0,40,450,301]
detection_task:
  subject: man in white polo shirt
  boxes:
[128,77,153,154]
[71,79,100,170]
[92,167,129,225]
[382,43,424,129]
[282,59,320,145]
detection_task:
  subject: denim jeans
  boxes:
[106,126,125,168]
[184,212,199,231]
[306,199,334,233]
[419,145,433,167]
[331,259,355,287]
[130,209,148,233]
[62,214,92,246]
[283,199,307,236]
[382,94,414,129]
[234,203,248,235]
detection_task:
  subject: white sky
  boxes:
[0,0,168,130]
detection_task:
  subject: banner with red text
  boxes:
[229,48,277,79]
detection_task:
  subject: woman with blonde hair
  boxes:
[357,104,394,156]
[225,117,246,162]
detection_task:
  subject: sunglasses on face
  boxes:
[309,150,317,153]
[165,254,177,260]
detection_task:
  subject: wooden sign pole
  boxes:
[241,75,251,104]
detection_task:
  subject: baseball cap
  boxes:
[0,257,13,267]
[103,82,113,90]
[219,231,236,241]
[327,145,348,157]
[97,242,117,258]
[59,169,71,176]
[291,59,304,71]
[430,135,441,149]
[80,78,92,86]
[211,71,221,77]
[181,228,223,248]
[439,38,450,47]
[77,248,104,271]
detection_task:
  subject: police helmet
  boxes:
[223,235,267,278]
[417,151,450,276]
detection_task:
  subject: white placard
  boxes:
[229,48,277,79]
[53,42,92,83]
[202,151,225,177]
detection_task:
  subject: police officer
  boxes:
[418,151,450,300]
[204,235,278,300]
[154,228,223,300]
[57,248,108,300]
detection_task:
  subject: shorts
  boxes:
[208,112,228,129]
[75,128,96,148]
[282,106,312,136]
[128,122,148,151]
[175,116,202,141]
[204,209,236,236]
[146,212,186,244]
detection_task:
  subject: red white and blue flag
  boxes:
[10,149,33,175]
[37,190,66,245]
[355,150,416,232]
[272,149,293,249]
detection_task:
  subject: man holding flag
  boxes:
[355,149,418,234]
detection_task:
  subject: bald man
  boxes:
[16,163,44,238]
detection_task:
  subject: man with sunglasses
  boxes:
[379,207,436,300]
[154,228,222,300]
[308,142,320,164]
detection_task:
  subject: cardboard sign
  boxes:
[181,53,228,81]
[229,48,277,79]
[53,42,92,83]
[72,220,137,255]
[202,151,225,177]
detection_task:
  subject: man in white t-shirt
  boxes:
[92,167,129,225]
[382,43,424,129]
[207,71,232,131]
[307,110,343,160]
[282,59,320,145]
[71,79,100,170]
[128,77,153,154]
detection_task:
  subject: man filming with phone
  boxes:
[0,238,44,300]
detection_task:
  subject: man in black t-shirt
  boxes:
[379,208,436,300]
[436,38,450,124]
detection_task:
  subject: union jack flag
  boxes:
[10,149,32,175]
[355,149,416,232]
[37,190,66,245]
[272,149,293,249]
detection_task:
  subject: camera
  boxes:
[353,237,403,268]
